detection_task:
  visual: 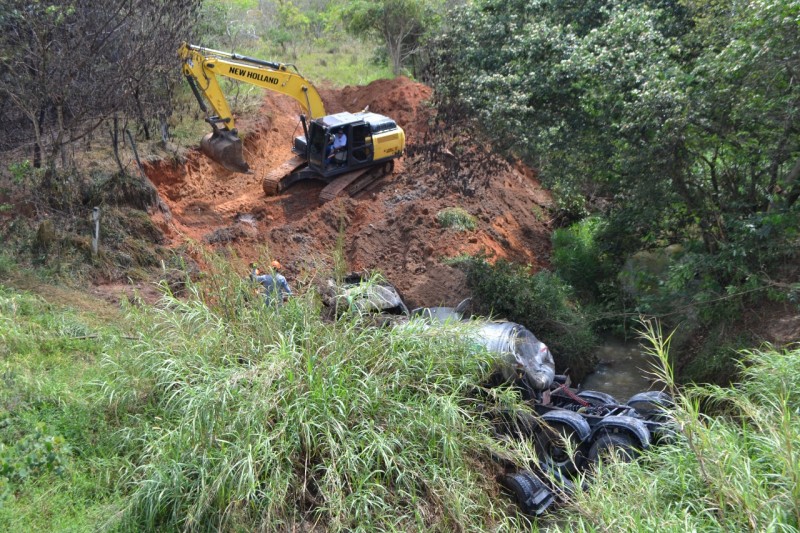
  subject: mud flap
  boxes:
[200,129,250,173]
[500,471,555,516]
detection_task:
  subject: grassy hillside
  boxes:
[1,258,798,531]
[0,259,539,531]
[0,283,129,530]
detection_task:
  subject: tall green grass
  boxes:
[5,257,798,531]
[100,263,538,531]
[0,285,127,531]
[551,320,800,531]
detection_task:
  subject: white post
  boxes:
[92,206,100,256]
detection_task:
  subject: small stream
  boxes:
[578,337,661,402]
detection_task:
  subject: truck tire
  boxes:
[627,391,673,421]
[534,411,590,475]
[627,391,676,444]
[499,471,555,516]
[587,432,638,465]
[577,390,619,406]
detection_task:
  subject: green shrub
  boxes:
[7,160,41,186]
[551,216,613,302]
[0,423,70,489]
[436,207,477,231]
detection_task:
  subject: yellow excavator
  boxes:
[178,42,406,201]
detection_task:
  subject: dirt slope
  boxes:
[144,78,553,308]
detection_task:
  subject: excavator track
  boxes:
[319,161,394,203]
[262,155,307,196]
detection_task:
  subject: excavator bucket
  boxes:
[200,129,251,173]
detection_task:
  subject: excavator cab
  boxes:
[300,112,402,179]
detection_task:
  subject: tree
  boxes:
[0,0,201,175]
[431,0,800,267]
[260,0,310,55]
[338,0,443,76]
[427,0,800,337]
[197,0,259,52]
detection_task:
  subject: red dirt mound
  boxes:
[144,78,553,308]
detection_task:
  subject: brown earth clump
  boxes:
[144,77,554,309]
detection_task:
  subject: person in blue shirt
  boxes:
[250,260,292,306]
[326,129,347,166]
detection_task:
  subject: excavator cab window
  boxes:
[307,122,327,166]
[351,123,373,163]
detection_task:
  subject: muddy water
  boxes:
[578,338,661,403]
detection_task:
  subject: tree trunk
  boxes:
[134,89,151,140]
[782,156,800,208]
[57,104,68,169]
[33,106,45,169]
[110,115,124,174]
[159,112,169,145]
[387,34,403,77]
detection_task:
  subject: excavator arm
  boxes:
[178,42,326,172]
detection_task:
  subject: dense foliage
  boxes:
[459,256,598,381]
[432,0,800,345]
[0,0,202,172]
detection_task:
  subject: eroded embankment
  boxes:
[145,77,553,308]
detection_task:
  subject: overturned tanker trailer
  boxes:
[413,305,674,517]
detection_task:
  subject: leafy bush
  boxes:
[7,160,42,186]
[436,207,477,231]
[0,423,70,492]
[458,256,598,381]
[551,216,614,302]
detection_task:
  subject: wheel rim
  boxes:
[535,421,584,473]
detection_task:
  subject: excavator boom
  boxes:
[178,42,326,172]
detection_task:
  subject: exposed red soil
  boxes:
[144,77,554,309]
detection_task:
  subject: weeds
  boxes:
[0,284,127,530]
[436,207,477,232]
[99,264,537,531]
[550,319,800,531]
